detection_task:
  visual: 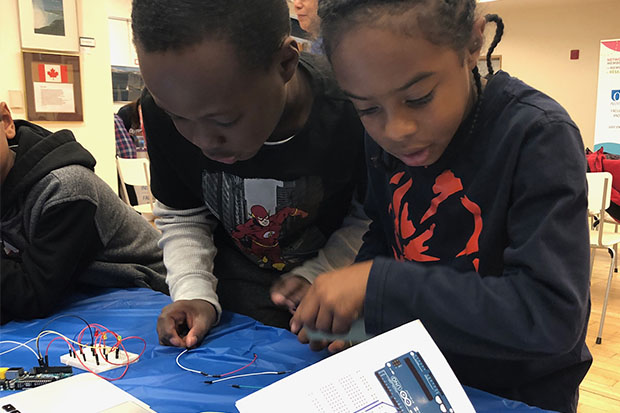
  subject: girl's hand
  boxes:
[290,261,373,338]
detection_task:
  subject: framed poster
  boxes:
[18,0,79,53]
[22,52,83,121]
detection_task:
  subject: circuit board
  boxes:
[374,351,453,413]
[0,367,73,391]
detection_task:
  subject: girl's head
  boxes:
[319,0,501,167]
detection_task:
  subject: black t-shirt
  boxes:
[141,53,365,271]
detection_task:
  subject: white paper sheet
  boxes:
[33,82,75,113]
[236,320,475,413]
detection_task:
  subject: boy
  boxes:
[131,0,367,348]
[1,102,167,324]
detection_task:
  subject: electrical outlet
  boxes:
[59,346,138,374]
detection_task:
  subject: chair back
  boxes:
[587,172,613,245]
[116,157,153,208]
[116,157,150,186]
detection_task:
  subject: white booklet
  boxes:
[236,320,475,413]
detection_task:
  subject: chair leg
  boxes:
[596,247,616,344]
[615,244,618,273]
[590,248,595,279]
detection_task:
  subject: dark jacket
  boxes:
[1,121,167,324]
[358,71,592,413]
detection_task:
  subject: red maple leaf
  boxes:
[47,68,59,78]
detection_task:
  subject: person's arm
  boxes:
[154,201,222,347]
[293,120,590,360]
[1,200,100,324]
[289,199,369,283]
[365,120,590,360]
[270,199,370,312]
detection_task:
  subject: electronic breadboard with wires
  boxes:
[0,315,147,389]
[60,345,139,374]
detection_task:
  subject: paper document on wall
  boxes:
[236,319,475,413]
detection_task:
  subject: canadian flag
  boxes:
[38,64,68,83]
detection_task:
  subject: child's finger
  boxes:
[158,317,185,347]
[314,305,335,333]
[332,313,355,335]
[327,340,350,353]
[290,291,319,333]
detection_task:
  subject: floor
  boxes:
[578,248,620,412]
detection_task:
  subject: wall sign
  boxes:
[594,39,620,153]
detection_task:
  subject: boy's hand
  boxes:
[270,274,311,313]
[290,261,373,338]
[157,299,217,348]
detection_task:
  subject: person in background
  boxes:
[293,0,323,54]
[117,99,147,154]
[1,102,167,324]
[290,1,591,412]
[131,0,367,349]
[114,113,137,160]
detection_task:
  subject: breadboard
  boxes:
[60,346,138,373]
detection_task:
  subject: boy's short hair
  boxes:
[131,0,291,70]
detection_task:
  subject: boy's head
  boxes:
[1,102,16,184]
[132,0,300,164]
[294,0,320,37]
[318,0,488,167]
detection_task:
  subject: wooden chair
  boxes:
[587,172,620,344]
[116,156,154,221]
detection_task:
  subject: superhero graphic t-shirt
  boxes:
[202,172,327,271]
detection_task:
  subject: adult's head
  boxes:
[132,0,301,164]
[293,0,320,38]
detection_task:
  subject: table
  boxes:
[0,288,555,412]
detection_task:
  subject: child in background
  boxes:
[290,1,591,412]
[1,102,167,324]
[131,0,367,348]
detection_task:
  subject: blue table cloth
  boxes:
[0,288,554,412]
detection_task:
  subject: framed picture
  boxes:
[18,0,79,53]
[22,52,83,121]
[477,55,502,78]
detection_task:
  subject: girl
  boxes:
[290,1,592,412]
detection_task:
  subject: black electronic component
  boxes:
[30,366,73,375]
[0,366,73,391]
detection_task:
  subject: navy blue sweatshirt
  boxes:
[357,71,592,413]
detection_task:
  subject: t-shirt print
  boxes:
[389,169,483,272]
[202,171,326,271]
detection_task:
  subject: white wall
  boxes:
[479,0,620,150]
[1,0,116,189]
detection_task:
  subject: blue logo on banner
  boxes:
[612,90,620,102]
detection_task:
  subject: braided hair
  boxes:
[318,0,504,171]
[483,14,504,79]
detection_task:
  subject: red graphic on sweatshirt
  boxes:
[231,205,308,270]
[389,170,483,271]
